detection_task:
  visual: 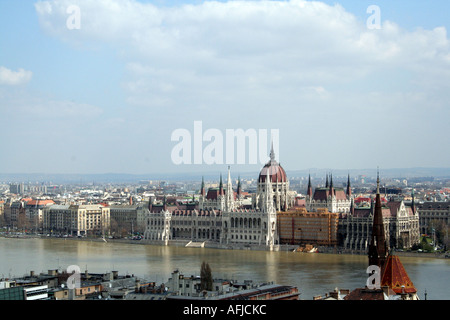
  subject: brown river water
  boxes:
[0,237,448,300]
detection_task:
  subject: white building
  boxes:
[143,151,283,250]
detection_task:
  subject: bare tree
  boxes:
[200,261,213,292]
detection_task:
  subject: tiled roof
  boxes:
[26,199,55,206]
[312,188,348,201]
[381,255,417,294]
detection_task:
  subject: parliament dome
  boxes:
[258,145,287,183]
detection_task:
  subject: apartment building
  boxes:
[43,204,110,236]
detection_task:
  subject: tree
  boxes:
[200,261,213,292]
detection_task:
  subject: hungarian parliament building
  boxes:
[143,147,420,251]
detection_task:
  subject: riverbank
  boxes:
[2,234,448,259]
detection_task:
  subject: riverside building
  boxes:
[43,204,110,237]
[143,147,288,250]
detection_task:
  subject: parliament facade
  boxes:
[143,147,284,250]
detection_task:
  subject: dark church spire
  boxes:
[368,168,388,272]
[307,173,312,197]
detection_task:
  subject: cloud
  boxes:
[32,0,450,170]
[0,66,33,85]
[34,0,450,95]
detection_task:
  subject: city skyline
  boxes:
[1,0,449,175]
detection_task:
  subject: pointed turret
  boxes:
[219,173,224,196]
[226,166,234,210]
[200,176,206,196]
[325,173,329,188]
[307,173,313,198]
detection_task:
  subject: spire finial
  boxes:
[269,139,275,162]
[376,167,380,194]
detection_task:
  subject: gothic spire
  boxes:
[307,173,312,197]
[200,176,205,196]
[226,166,234,210]
[368,168,388,272]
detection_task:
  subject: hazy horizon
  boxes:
[2,166,450,184]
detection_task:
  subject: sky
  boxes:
[0,0,449,176]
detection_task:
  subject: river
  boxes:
[0,237,448,300]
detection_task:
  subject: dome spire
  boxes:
[269,139,275,162]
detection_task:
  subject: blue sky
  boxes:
[1,0,449,176]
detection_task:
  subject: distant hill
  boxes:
[0,167,449,184]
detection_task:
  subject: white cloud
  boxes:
[0,66,33,85]
[34,0,450,95]
[32,0,450,170]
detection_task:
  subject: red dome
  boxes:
[258,160,287,183]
